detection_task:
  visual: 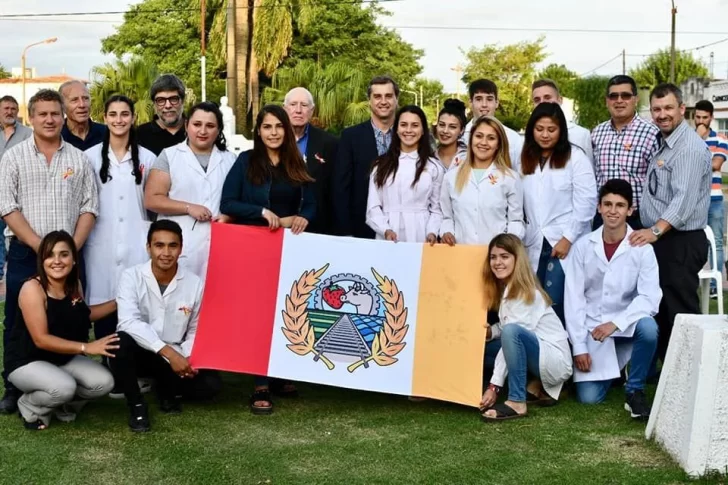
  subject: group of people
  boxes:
[0,69,718,430]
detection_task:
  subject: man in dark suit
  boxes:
[284,87,339,235]
[332,76,399,238]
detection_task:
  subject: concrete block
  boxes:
[646,314,728,477]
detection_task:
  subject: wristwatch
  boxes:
[650,226,662,239]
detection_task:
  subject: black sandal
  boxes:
[481,403,528,422]
[270,381,299,398]
[21,415,47,430]
[250,389,273,415]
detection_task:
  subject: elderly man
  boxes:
[59,80,107,151]
[0,89,99,413]
[137,74,187,155]
[283,87,338,235]
[629,83,711,362]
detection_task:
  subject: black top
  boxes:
[269,164,302,218]
[5,290,91,375]
[61,120,108,151]
[137,118,187,156]
[304,125,339,235]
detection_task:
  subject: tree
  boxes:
[572,76,610,130]
[537,63,579,100]
[630,49,709,89]
[461,38,547,131]
[0,64,10,80]
[89,57,160,125]
[407,77,445,125]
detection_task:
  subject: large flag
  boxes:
[190,224,488,407]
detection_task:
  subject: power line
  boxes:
[382,25,728,35]
[580,53,622,76]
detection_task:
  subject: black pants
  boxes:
[652,230,708,361]
[94,311,118,340]
[592,210,643,230]
[110,332,222,405]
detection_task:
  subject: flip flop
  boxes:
[481,403,528,422]
[250,389,273,415]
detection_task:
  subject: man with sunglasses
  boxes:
[591,75,660,229]
[629,83,711,364]
[137,74,187,156]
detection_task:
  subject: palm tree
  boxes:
[263,60,370,132]
[89,57,159,124]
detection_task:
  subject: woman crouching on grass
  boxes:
[5,231,118,430]
[479,233,572,422]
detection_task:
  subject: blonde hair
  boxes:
[455,116,512,194]
[483,233,551,311]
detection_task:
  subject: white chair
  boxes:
[699,225,723,314]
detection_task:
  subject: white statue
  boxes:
[220,96,236,143]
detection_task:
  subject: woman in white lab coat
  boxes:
[480,234,572,422]
[145,102,236,280]
[433,99,468,172]
[366,105,443,243]
[520,102,596,324]
[84,95,157,341]
[440,116,524,247]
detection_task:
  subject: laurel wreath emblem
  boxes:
[280,263,335,370]
[347,268,409,373]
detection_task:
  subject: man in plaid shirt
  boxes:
[591,75,660,229]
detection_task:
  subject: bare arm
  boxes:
[89,300,117,322]
[73,212,96,250]
[3,211,41,253]
[144,169,188,215]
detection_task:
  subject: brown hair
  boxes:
[37,231,81,299]
[483,233,550,311]
[454,116,512,194]
[248,104,314,185]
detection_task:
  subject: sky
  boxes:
[2,0,728,94]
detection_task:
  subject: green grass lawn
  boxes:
[0,305,726,485]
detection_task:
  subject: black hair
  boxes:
[150,74,186,101]
[606,75,638,96]
[437,99,467,130]
[37,231,81,299]
[521,102,571,175]
[650,83,684,105]
[695,100,715,115]
[469,79,498,100]
[147,220,183,245]
[599,179,633,208]
[100,95,142,185]
[367,75,400,98]
[187,101,227,151]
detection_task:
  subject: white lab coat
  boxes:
[155,143,236,279]
[117,261,204,358]
[522,149,597,272]
[464,119,523,172]
[440,163,524,245]
[433,147,468,173]
[83,144,156,305]
[366,153,443,242]
[490,287,573,399]
[567,121,594,167]
[564,226,662,382]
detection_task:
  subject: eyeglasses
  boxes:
[154,95,182,107]
[607,92,635,101]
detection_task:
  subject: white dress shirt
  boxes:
[564,226,662,382]
[567,121,594,167]
[83,143,156,304]
[439,164,524,245]
[117,261,203,357]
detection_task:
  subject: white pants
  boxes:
[8,356,114,426]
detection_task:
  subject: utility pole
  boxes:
[670,0,677,84]
[226,0,237,114]
[710,51,715,78]
[200,0,207,101]
[622,49,626,75]
[451,64,464,97]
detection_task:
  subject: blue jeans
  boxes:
[575,317,659,404]
[708,198,724,290]
[536,238,565,324]
[500,324,541,402]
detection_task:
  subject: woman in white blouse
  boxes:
[84,95,156,341]
[440,116,524,247]
[433,99,468,172]
[366,105,443,243]
[520,102,596,324]
[480,233,572,422]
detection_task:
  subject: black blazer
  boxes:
[331,121,378,238]
[305,125,339,235]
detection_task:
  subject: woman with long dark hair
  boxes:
[5,231,118,430]
[84,95,156,342]
[366,105,443,243]
[433,99,468,171]
[220,104,315,414]
[520,103,596,323]
[145,101,236,280]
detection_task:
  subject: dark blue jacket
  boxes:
[220,150,316,226]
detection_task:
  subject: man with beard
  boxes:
[137,74,187,155]
[332,75,398,238]
[59,80,107,151]
[629,83,711,363]
[0,96,32,161]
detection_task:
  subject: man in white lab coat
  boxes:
[110,220,221,432]
[564,179,661,420]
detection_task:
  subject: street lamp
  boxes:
[402,89,418,106]
[21,37,58,124]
